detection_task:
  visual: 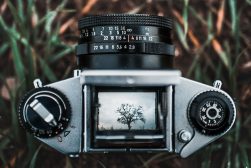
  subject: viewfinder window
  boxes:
[98,92,156,131]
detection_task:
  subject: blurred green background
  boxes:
[0,0,250,167]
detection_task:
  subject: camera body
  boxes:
[18,14,236,158]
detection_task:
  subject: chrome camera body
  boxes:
[18,14,236,158]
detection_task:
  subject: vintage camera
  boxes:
[18,14,236,158]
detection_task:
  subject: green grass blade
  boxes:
[194,65,202,81]
[187,35,212,77]
[29,145,42,168]
[43,0,67,33]
[234,12,240,55]
[0,16,29,48]
[0,75,9,115]
[38,57,57,82]
[175,22,189,50]
[201,147,212,168]
[0,97,7,114]
[27,0,35,17]
[243,113,251,126]
[182,0,189,37]
[4,28,36,83]
[17,0,24,22]
[217,48,229,68]
[226,143,232,168]
[239,146,250,168]
[24,133,37,167]
[37,10,55,27]
[215,62,223,80]
[235,119,241,143]
[48,47,74,63]
[5,27,36,82]
[65,157,73,168]
[6,0,26,35]
[25,47,36,85]
[0,152,7,167]
[235,153,240,168]
[56,0,68,10]
[223,41,232,69]
[0,16,9,33]
[9,37,25,84]
[229,0,237,35]
[0,43,9,56]
[3,25,29,46]
[10,91,20,138]
[45,11,57,33]
[6,0,22,24]
[207,12,213,34]
[189,6,207,25]
[0,137,10,167]
[0,137,10,150]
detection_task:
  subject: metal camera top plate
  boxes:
[80,70,181,86]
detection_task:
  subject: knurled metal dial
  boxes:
[78,14,172,29]
[188,90,235,136]
[18,87,71,138]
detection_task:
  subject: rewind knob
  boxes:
[18,87,71,138]
[188,90,235,136]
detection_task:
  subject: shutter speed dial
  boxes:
[18,87,71,138]
[188,90,235,136]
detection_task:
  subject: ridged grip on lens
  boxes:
[79,14,172,29]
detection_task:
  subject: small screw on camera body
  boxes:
[178,130,192,143]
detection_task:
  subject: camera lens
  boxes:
[77,14,174,69]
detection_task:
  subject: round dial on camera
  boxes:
[18,87,71,138]
[188,90,235,136]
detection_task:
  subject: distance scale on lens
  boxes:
[79,26,171,43]
[188,90,235,136]
[77,25,174,56]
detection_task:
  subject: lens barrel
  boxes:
[77,14,174,69]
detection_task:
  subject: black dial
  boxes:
[188,90,235,136]
[18,87,71,138]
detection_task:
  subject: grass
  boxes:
[0,0,250,167]
[0,0,75,167]
[175,0,251,167]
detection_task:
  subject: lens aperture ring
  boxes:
[76,43,174,56]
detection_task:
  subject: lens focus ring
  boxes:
[79,14,172,29]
